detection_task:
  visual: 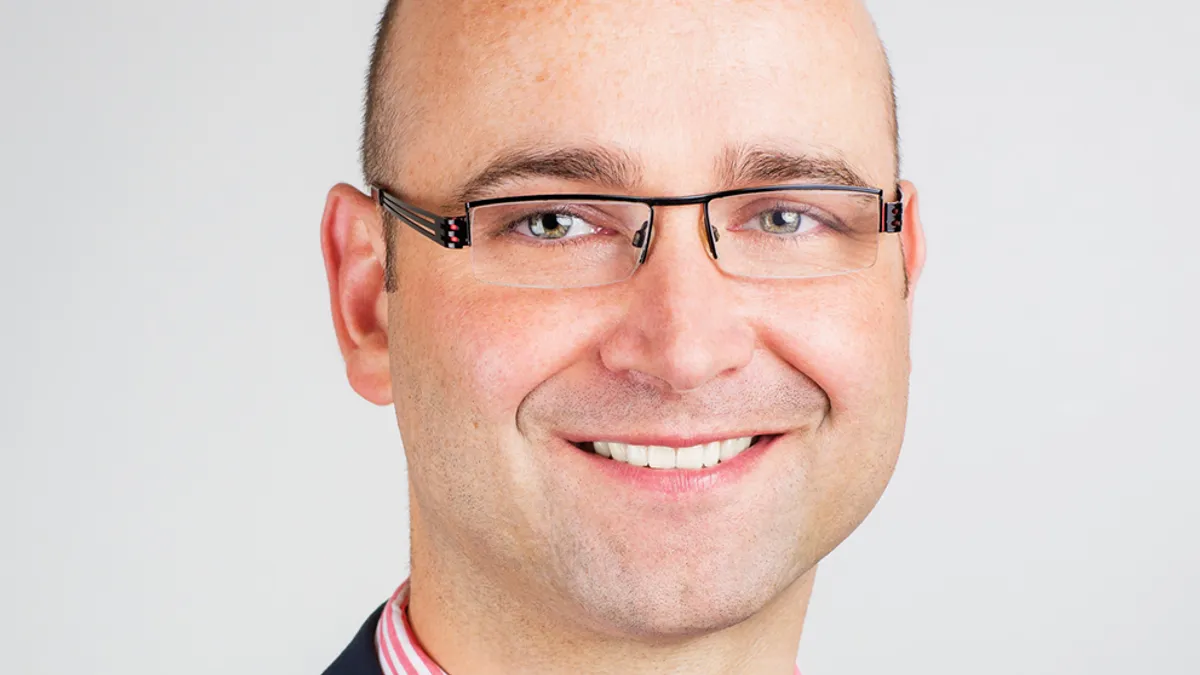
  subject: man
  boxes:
[320,0,925,672]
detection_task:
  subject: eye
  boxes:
[512,212,597,240]
[747,208,819,235]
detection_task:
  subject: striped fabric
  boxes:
[375,581,444,675]
[375,580,801,675]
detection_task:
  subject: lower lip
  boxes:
[566,436,781,497]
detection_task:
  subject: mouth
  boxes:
[571,435,775,470]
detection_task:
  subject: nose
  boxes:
[599,206,755,393]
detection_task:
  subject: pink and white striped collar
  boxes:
[375,581,444,675]
[375,580,801,675]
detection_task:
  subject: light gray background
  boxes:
[1,1,1197,674]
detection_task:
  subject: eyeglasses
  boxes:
[372,184,903,289]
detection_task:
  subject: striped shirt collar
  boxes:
[376,580,802,675]
[376,581,443,675]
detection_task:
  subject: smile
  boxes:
[574,436,770,470]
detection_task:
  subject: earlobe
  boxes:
[321,183,394,406]
[897,179,926,316]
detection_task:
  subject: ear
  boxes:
[897,179,926,318]
[320,183,393,405]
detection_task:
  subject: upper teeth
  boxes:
[593,437,755,470]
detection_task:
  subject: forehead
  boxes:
[388,0,894,196]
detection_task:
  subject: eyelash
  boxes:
[738,202,847,236]
[497,210,612,244]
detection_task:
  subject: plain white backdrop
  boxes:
[1,1,1197,673]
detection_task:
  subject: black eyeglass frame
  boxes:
[371,184,903,265]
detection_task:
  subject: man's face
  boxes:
[362,0,920,638]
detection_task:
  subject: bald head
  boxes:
[361,0,898,187]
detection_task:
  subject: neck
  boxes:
[407,507,814,675]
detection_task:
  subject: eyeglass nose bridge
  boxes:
[629,196,722,269]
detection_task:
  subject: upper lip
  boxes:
[567,432,781,447]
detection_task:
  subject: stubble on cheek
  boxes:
[389,279,621,570]
[741,268,912,557]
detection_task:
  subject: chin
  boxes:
[554,541,802,641]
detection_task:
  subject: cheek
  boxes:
[760,271,909,417]
[758,273,910,542]
[429,287,620,424]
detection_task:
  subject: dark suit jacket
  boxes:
[323,604,386,675]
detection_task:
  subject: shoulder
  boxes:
[321,604,387,675]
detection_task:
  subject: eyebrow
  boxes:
[717,145,872,189]
[449,142,872,206]
[451,145,643,204]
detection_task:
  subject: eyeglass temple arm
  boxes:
[882,184,903,234]
[883,200,903,234]
[372,186,471,249]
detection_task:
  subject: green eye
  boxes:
[523,213,584,239]
[758,210,804,234]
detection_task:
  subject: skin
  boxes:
[320,1,926,673]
